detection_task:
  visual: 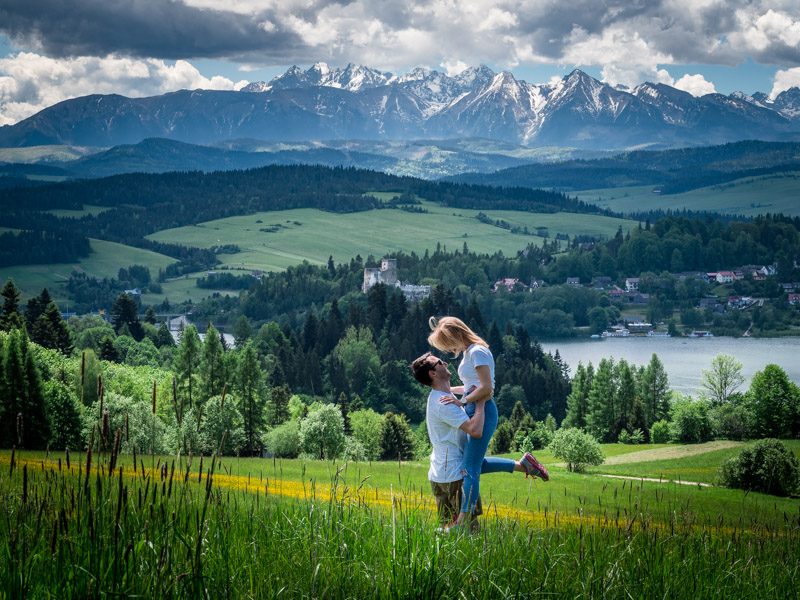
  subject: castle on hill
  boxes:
[362,258,430,302]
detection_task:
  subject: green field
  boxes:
[574,171,800,217]
[146,201,635,272]
[47,204,111,218]
[0,238,175,303]
[3,201,636,306]
[2,442,798,598]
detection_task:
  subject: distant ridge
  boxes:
[1,64,799,150]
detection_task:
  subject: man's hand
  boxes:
[439,395,463,407]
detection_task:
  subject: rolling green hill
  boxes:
[0,239,175,303]
[574,171,800,217]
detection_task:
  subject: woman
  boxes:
[428,316,548,531]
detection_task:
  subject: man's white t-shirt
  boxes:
[426,389,469,483]
[457,343,495,393]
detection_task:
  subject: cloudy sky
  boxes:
[1,0,799,126]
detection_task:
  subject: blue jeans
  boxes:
[461,397,502,513]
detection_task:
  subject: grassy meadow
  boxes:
[143,201,635,304]
[2,441,799,598]
[0,239,175,303]
[573,171,800,217]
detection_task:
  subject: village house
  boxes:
[566,277,581,286]
[625,277,639,292]
[716,271,736,284]
[699,298,726,313]
[530,279,545,290]
[493,278,529,292]
[789,293,800,305]
[591,277,613,289]
[727,295,750,309]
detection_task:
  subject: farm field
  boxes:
[0,238,175,303]
[2,441,798,598]
[143,204,635,304]
[146,201,634,272]
[573,171,800,217]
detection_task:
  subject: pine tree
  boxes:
[337,392,351,435]
[235,341,266,455]
[639,354,670,428]
[1,328,27,446]
[23,341,50,449]
[157,322,175,348]
[98,336,120,362]
[378,412,415,460]
[111,293,144,341]
[173,325,201,408]
[269,385,290,427]
[586,358,615,442]
[614,359,637,436]
[200,323,225,403]
[0,278,23,331]
[32,302,72,354]
[563,362,593,429]
[233,315,253,347]
[25,288,52,332]
[301,312,318,352]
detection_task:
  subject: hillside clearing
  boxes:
[574,171,800,217]
[602,440,745,464]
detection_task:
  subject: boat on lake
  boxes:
[687,330,714,338]
[601,329,630,338]
[646,331,671,338]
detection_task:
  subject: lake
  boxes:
[540,336,800,396]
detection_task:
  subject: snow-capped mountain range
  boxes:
[2,63,799,150]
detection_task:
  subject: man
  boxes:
[411,352,548,533]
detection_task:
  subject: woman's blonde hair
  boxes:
[428,316,488,356]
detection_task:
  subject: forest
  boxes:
[0,163,609,267]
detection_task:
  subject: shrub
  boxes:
[669,397,712,443]
[650,420,670,444]
[299,404,346,459]
[709,402,752,440]
[515,421,553,453]
[378,412,415,461]
[629,428,645,444]
[262,420,300,458]
[349,409,384,460]
[618,429,630,444]
[343,436,367,461]
[717,439,800,496]
[488,421,515,454]
[548,428,604,472]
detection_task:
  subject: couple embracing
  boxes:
[411,316,549,534]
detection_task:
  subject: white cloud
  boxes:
[771,67,800,98]
[0,52,244,125]
[562,26,675,89]
[674,73,717,96]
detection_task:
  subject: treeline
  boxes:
[448,140,800,192]
[552,214,800,280]
[0,163,613,267]
[0,229,91,267]
[562,355,800,445]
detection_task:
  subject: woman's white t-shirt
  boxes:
[457,343,495,393]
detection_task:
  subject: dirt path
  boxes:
[598,474,713,487]
[602,440,744,465]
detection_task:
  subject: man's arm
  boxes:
[458,400,485,438]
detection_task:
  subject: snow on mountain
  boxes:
[772,88,800,119]
[2,63,800,150]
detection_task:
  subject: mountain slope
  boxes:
[1,65,798,150]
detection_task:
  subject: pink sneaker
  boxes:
[521,452,549,481]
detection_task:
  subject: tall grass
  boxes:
[2,448,799,598]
